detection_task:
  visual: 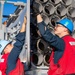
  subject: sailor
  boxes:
[0,17,26,75]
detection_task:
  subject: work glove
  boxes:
[33,1,43,16]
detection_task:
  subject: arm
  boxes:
[37,14,65,50]
[6,17,27,74]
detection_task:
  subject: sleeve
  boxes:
[6,32,26,74]
[38,21,65,51]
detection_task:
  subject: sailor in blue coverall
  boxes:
[0,17,26,75]
[36,14,75,75]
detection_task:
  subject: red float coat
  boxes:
[0,32,25,75]
[0,54,8,75]
[48,35,75,75]
[0,53,24,75]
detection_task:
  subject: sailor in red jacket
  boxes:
[36,14,75,75]
[0,17,27,75]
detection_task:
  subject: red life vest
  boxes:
[0,53,25,75]
[9,59,24,75]
[48,35,75,75]
[0,53,9,75]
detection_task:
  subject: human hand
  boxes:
[20,17,27,32]
[33,1,42,16]
[24,16,27,25]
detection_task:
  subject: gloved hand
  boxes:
[33,1,42,16]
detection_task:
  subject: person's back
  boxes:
[58,35,75,74]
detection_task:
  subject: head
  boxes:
[0,40,13,55]
[54,18,74,37]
